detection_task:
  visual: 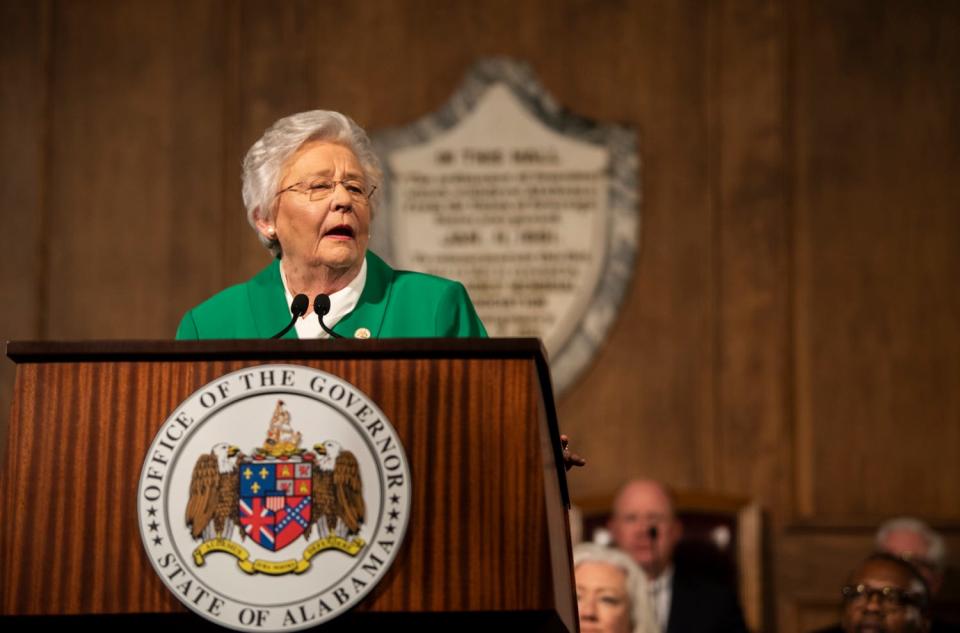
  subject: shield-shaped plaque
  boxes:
[372,58,640,393]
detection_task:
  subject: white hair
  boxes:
[573,543,659,633]
[241,110,383,257]
[876,517,947,569]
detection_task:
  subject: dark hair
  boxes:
[851,551,931,610]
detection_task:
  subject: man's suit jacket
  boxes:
[176,250,487,340]
[811,618,960,633]
[667,566,749,633]
[810,619,960,632]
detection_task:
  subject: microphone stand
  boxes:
[271,294,309,339]
[313,294,343,339]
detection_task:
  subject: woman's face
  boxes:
[576,561,632,633]
[263,141,371,276]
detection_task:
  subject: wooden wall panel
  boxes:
[44,0,227,339]
[218,0,319,286]
[780,3,960,631]
[710,0,792,516]
[0,1,48,460]
[792,0,960,521]
[558,1,716,497]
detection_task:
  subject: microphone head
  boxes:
[314,293,332,317]
[290,293,309,317]
[647,525,659,541]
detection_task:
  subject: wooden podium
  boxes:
[1,339,576,632]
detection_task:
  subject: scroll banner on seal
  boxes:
[192,536,365,576]
[372,58,641,393]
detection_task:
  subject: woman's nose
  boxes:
[331,182,353,212]
[579,596,598,620]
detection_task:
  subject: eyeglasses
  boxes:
[276,179,377,203]
[841,584,923,610]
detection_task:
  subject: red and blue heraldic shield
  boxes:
[239,460,312,551]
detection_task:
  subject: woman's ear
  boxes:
[253,207,276,241]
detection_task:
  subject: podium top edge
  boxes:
[6,338,549,364]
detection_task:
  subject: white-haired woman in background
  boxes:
[575,543,659,633]
[176,110,486,340]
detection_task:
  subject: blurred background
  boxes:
[1,1,958,631]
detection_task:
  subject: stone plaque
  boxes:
[372,58,640,393]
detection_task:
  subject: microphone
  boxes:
[313,294,342,338]
[647,524,660,576]
[271,294,309,339]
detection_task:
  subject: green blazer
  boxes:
[176,251,487,340]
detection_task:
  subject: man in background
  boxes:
[876,517,958,632]
[607,479,748,633]
[814,552,931,633]
[877,518,947,598]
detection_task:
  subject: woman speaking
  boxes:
[176,110,487,340]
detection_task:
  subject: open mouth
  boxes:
[324,224,355,239]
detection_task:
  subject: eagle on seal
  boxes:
[185,442,242,541]
[308,441,365,540]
